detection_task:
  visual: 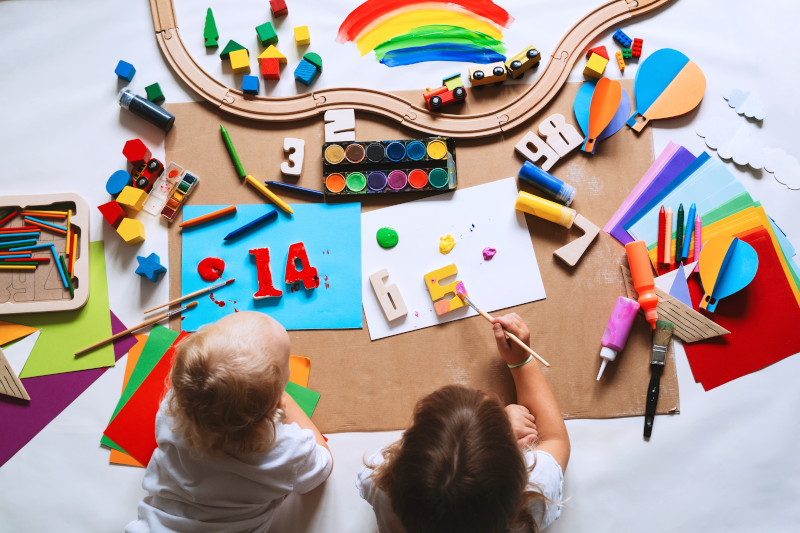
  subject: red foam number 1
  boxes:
[285,242,319,289]
[249,247,283,299]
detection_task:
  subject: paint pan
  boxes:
[385,141,406,161]
[345,172,367,192]
[345,143,366,163]
[406,141,426,160]
[427,139,448,159]
[366,142,385,162]
[428,168,449,189]
[326,173,346,193]
[408,169,429,189]
[387,170,408,190]
[324,144,346,164]
[367,171,388,191]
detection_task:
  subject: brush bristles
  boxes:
[653,320,675,346]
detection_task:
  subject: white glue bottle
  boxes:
[597,296,640,380]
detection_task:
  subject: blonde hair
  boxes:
[167,312,290,456]
[370,385,548,533]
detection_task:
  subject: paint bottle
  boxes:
[118,88,175,131]
[517,161,576,206]
[597,296,640,380]
[625,240,658,329]
[514,191,576,228]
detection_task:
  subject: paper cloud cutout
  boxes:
[763,148,800,190]
[723,88,766,121]
[696,118,765,169]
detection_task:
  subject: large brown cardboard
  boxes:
[165,80,679,432]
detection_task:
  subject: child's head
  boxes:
[167,311,290,456]
[371,384,533,533]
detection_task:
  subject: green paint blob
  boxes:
[376,227,399,249]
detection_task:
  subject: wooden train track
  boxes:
[149,0,675,138]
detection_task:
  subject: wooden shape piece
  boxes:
[0,346,30,401]
[554,213,599,266]
[515,131,559,172]
[270,0,288,17]
[116,186,148,216]
[284,242,318,290]
[122,138,151,166]
[537,113,583,157]
[261,57,281,80]
[258,45,287,65]
[424,264,466,316]
[294,25,310,46]
[116,217,145,245]
[583,53,608,79]
[324,109,356,143]
[255,21,278,47]
[281,138,305,177]
[135,253,167,282]
[369,269,408,322]
[249,247,283,299]
[98,200,125,228]
[229,48,251,74]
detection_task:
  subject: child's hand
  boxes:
[491,313,531,366]
[505,404,538,448]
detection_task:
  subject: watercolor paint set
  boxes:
[322,137,458,197]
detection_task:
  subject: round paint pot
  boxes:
[387,170,408,190]
[428,168,449,189]
[385,141,406,162]
[426,139,448,160]
[367,171,388,191]
[325,173,346,193]
[324,144,345,164]
[346,172,367,192]
[408,169,429,189]
[344,143,366,163]
[406,141,426,160]
[366,142,385,162]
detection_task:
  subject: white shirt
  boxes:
[126,399,332,533]
[356,448,563,532]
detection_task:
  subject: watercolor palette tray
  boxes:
[322,137,458,197]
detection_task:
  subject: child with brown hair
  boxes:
[126,311,332,533]
[357,313,569,533]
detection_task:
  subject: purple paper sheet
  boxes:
[0,311,132,467]
[608,147,696,244]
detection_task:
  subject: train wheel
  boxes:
[453,87,466,100]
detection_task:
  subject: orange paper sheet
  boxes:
[289,355,310,388]
[0,321,39,346]
[109,334,148,467]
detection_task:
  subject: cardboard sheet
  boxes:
[180,203,362,331]
[361,178,546,340]
[165,80,679,432]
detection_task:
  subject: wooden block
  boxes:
[261,57,281,80]
[258,45,286,65]
[515,131,560,172]
[97,200,125,228]
[424,264,466,316]
[229,48,251,74]
[554,213,600,266]
[116,186,148,215]
[324,109,355,143]
[242,75,259,95]
[114,60,135,81]
[122,138,151,166]
[0,346,29,401]
[105,170,131,196]
[585,45,608,60]
[256,21,278,47]
[294,26,310,46]
[116,217,145,245]
[293,59,318,86]
[281,138,305,177]
[370,269,408,322]
[270,0,288,17]
[219,40,246,60]
[583,53,608,79]
[203,8,219,47]
[537,113,583,157]
[145,82,165,104]
[303,52,322,73]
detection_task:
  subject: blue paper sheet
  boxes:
[181,203,362,331]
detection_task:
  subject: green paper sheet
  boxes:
[285,381,321,419]
[11,241,116,378]
[101,325,179,451]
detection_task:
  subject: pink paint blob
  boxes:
[482,247,497,260]
[455,281,467,297]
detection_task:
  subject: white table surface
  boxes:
[1,1,799,531]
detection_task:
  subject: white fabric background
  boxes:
[0,1,798,531]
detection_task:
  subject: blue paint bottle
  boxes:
[517,161,576,206]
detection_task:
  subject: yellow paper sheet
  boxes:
[0,321,39,346]
[109,334,148,468]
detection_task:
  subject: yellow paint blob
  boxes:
[439,234,456,254]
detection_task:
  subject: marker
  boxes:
[220,125,246,179]
[656,205,665,271]
[179,205,237,228]
[597,296,640,380]
[675,204,684,264]
[223,209,278,242]
[625,240,659,329]
[514,191,576,228]
[118,88,175,131]
[517,161,576,206]
[681,203,696,262]
[264,181,325,200]
[245,175,293,215]
[664,207,673,265]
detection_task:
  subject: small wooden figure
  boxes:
[632,38,643,58]
[281,138,305,177]
[229,48,251,74]
[259,45,287,65]
[122,139,151,166]
[116,217,146,245]
[256,21,279,47]
[583,53,608,78]
[249,247,283,299]
[135,253,167,282]
[615,51,626,72]
[115,60,135,82]
[370,269,408,322]
[270,0,288,17]
[116,186,148,215]
[204,8,219,47]
[537,113,583,157]
[220,40,246,60]
[284,242,318,289]
[294,26,311,46]
[323,109,356,142]
[261,57,281,80]
[424,264,466,316]
[554,214,600,267]
[242,75,259,95]
[613,29,632,48]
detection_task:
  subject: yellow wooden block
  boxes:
[116,217,145,245]
[424,264,465,316]
[294,26,310,46]
[258,45,287,65]
[116,186,147,215]
[229,48,251,74]
[583,53,608,79]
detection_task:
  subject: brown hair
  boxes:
[371,384,546,533]
[166,312,289,456]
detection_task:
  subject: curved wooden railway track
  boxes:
[149,0,675,138]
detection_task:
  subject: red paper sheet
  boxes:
[102,331,190,466]
[685,227,800,390]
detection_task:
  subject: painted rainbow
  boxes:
[337,0,514,67]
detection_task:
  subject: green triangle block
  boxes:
[220,40,246,60]
[204,8,219,48]
[303,52,322,72]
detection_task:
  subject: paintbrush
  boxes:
[143,278,235,313]
[644,320,674,438]
[455,282,549,367]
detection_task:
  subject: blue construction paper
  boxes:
[574,80,631,141]
[181,203,362,331]
[628,48,689,126]
[607,146,696,244]
[627,158,746,244]
[668,265,693,307]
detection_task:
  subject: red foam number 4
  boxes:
[249,247,283,299]
[285,242,319,289]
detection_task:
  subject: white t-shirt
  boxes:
[356,448,563,532]
[126,398,332,533]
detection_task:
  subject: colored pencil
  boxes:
[223,209,278,241]
[681,203,696,262]
[664,207,673,264]
[220,124,246,179]
[656,205,665,270]
[20,211,68,219]
[60,255,74,298]
[675,204,684,264]
[245,175,294,215]
[179,205,237,228]
[264,181,325,200]
[0,232,40,240]
[142,278,236,313]
[0,264,35,270]
[23,216,68,232]
[0,210,18,226]
[75,302,198,356]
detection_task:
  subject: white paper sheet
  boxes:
[361,178,546,340]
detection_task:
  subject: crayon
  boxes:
[180,205,237,228]
[264,181,325,200]
[245,175,293,215]
[675,204,684,263]
[681,203,696,262]
[223,209,278,242]
[220,124,246,179]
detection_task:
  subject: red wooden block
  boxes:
[98,200,125,228]
[270,0,288,17]
[632,38,643,58]
[261,57,281,80]
[585,45,608,60]
[284,242,318,290]
[122,138,151,166]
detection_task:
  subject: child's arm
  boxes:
[282,392,332,459]
[492,314,570,472]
